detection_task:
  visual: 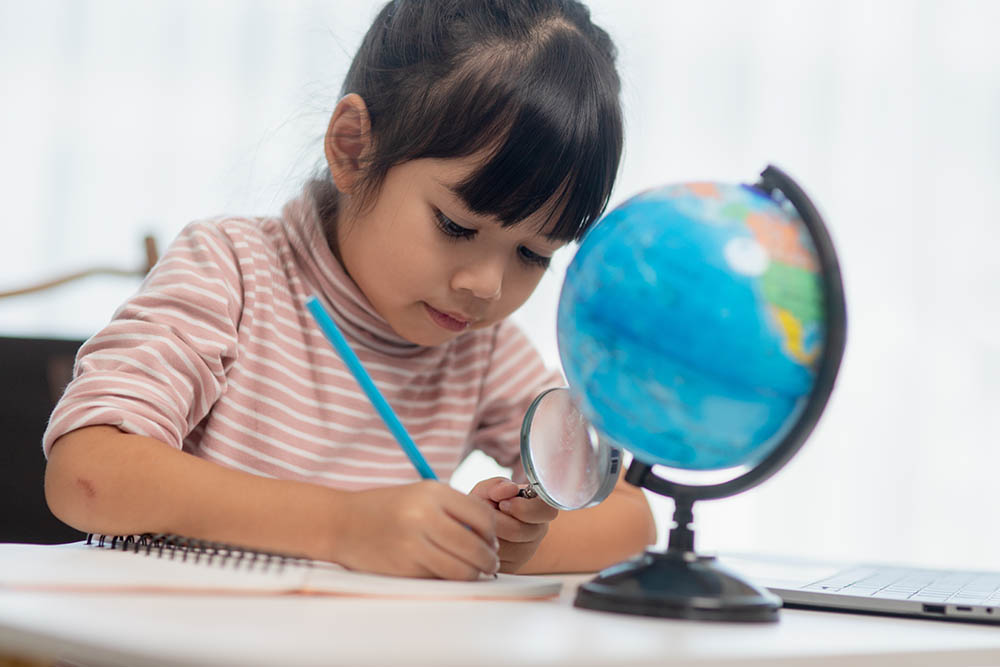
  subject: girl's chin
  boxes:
[390,315,460,347]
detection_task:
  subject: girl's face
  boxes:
[335,155,566,347]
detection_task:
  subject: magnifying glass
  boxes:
[515,387,622,510]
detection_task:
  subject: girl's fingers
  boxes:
[498,496,559,524]
[441,492,498,547]
[494,510,548,543]
[425,514,499,578]
[417,535,489,581]
[498,538,543,570]
[486,479,520,503]
[467,477,520,507]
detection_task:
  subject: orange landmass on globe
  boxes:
[686,182,722,198]
[746,212,817,271]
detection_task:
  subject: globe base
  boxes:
[574,550,780,622]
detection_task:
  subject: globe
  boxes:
[557,181,826,472]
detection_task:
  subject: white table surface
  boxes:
[3,574,1000,667]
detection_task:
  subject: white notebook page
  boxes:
[0,541,562,600]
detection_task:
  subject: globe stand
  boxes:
[574,463,781,622]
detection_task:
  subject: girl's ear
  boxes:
[324,94,372,194]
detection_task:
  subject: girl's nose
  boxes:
[452,260,504,302]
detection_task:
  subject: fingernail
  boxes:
[498,501,510,512]
[492,537,499,549]
[494,557,501,572]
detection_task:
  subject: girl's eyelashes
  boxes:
[434,210,476,240]
[434,208,551,269]
[518,246,551,269]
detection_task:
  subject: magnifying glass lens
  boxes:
[521,388,619,510]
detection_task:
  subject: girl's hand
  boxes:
[468,477,559,573]
[327,481,499,580]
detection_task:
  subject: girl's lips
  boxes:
[424,303,470,332]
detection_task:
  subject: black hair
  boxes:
[312,0,623,243]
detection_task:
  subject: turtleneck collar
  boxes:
[280,188,438,359]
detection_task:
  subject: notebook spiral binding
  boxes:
[85,533,307,572]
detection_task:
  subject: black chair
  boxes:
[1,335,87,543]
[0,235,158,544]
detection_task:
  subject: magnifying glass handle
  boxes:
[516,485,538,499]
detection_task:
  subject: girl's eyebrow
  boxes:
[438,182,477,211]
[432,177,474,208]
[432,174,462,193]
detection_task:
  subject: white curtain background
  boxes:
[2,1,998,570]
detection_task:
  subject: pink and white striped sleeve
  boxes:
[42,220,245,456]
[471,319,564,481]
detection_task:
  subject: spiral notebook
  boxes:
[0,534,562,600]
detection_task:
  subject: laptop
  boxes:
[718,553,1000,624]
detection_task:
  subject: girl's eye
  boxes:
[435,208,549,268]
[435,210,476,240]
[518,246,551,269]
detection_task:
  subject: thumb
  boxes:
[468,477,519,504]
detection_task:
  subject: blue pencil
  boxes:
[305,295,438,481]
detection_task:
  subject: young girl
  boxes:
[43,0,656,580]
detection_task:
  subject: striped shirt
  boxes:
[43,191,562,488]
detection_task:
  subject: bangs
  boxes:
[369,24,622,242]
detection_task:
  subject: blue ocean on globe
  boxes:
[558,182,825,471]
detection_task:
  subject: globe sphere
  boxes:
[557,182,826,471]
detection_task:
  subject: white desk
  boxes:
[2,575,1000,667]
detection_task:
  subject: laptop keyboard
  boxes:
[803,567,1000,605]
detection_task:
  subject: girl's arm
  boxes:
[518,475,656,574]
[45,425,500,580]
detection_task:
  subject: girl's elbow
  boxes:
[44,436,100,531]
[636,501,657,547]
[619,484,657,547]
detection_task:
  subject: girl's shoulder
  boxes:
[174,213,278,249]
[163,213,287,270]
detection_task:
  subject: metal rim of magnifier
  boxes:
[630,164,848,503]
[519,387,622,510]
